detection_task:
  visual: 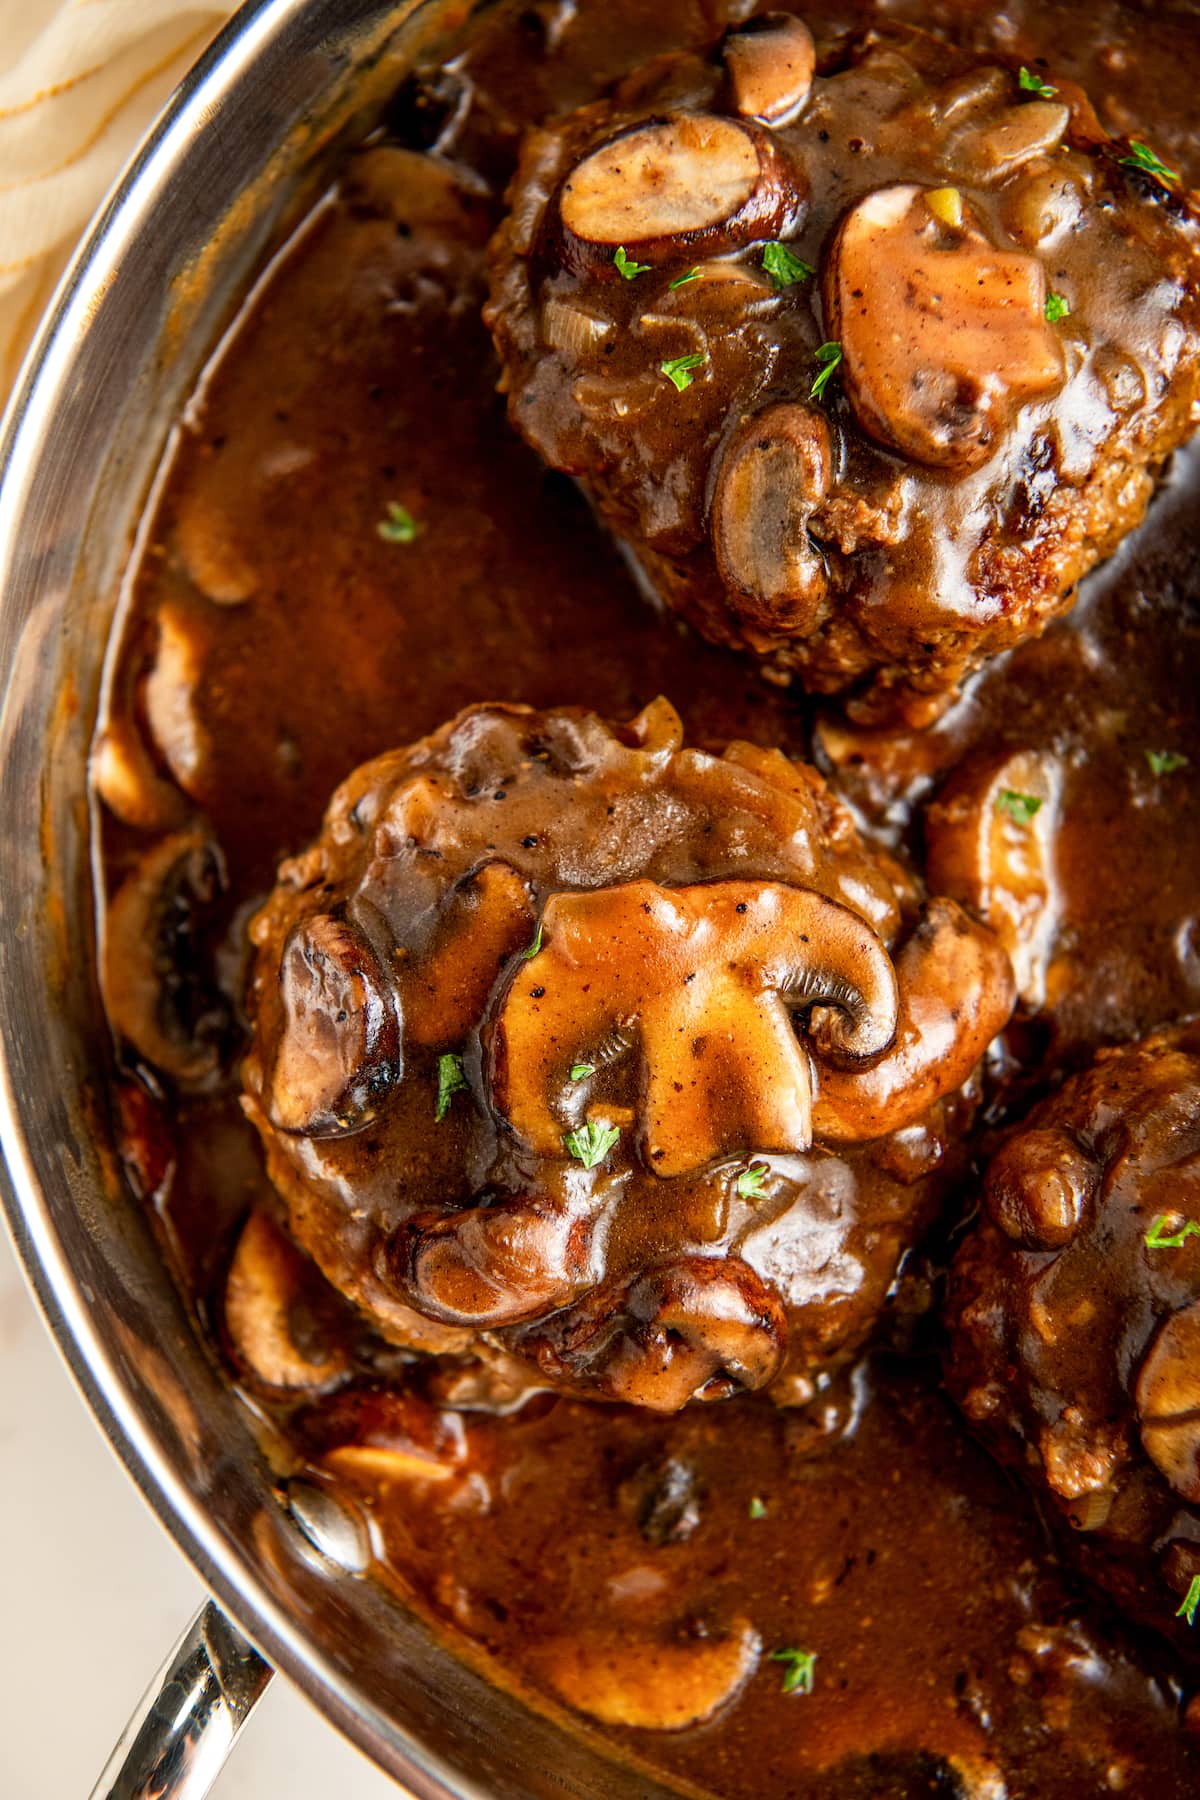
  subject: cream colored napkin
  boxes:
[0,0,239,404]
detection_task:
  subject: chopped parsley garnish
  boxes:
[736,1162,770,1200]
[1018,66,1058,98]
[809,341,842,403]
[1146,748,1189,776]
[995,789,1044,825]
[1145,1214,1200,1249]
[1121,140,1179,185]
[771,1647,817,1695]
[614,245,652,279]
[670,267,701,289]
[564,1118,621,1169]
[523,921,545,960]
[762,241,815,289]
[570,1062,596,1081]
[749,1496,768,1520]
[661,352,707,392]
[377,501,420,544]
[1178,1575,1200,1627]
[435,1053,469,1121]
[1044,292,1070,323]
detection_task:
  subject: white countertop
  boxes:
[0,1223,401,1799]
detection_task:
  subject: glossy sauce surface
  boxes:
[96,1,1200,1793]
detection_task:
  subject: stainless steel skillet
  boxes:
[0,4,681,1794]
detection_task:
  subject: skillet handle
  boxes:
[90,1599,273,1799]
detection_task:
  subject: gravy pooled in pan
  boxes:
[93,1,1200,1794]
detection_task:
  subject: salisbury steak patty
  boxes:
[241,699,1013,1409]
[486,18,1200,724]
[946,1021,1200,1656]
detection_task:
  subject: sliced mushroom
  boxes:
[925,749,1063,1008]
[174,496,259,605]
[710,403,831,636]
[492,878,898,1178]
[552,114,805,278]
[91,717,186,832]
[984,1127,1097,1249]
[1137,1301,1200,1504]
[811,899,1015,1144]
[395,1193,595,1328]
[837,1749,1007,1800]
[266,913,400,1138]
[722,13,816,129]
[307,1386,468,1486]
[405,861,534,1045]
[825,184,1064,471]
[536,1616,760,1730]
[143,601,212,796]
[102,827,231,1085]
[224,1208,350,1391]
[519,1256,787,1410]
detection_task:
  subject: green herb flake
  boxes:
[1145,1214,1200,1249]
[523,921,545,960]
[736,1162,770,1200]
[1018,66,1058,98]
[614,245,652,279]
[661,352,707,392]
[377,501,420,545]
[670,267,701,289]
[749,1496,768,1520]
[564,1118,621,1170]
[1044,292,1070,323]
[1146,749,1189,776]
[771,1647,817,1696]
[995,789,1044,825]
[1178,1575,1200,1627]
[809,341,843,403]
[1121,140,1179,185]
[570,1062,597,1081]
[762,242,816,289]
[435,1053,469,1122]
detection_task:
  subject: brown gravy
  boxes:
[96,1,1200,1792]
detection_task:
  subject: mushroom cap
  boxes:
[491,878,899,1178]
[826,183,1065,471]
[1137,1301,1200,1504]
[265,913,401,1138]
[101,826,231,1086]
[536,1616,761,1731]
[710,402,832,637]
[552,113,806,277]
[722,12,816,129]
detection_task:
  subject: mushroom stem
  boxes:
[722,13,816,129]
[811,899,1015,1143]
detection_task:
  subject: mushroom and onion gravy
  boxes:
[93,1,1200,1793]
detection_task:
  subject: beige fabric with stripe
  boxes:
[0,0,238,404]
